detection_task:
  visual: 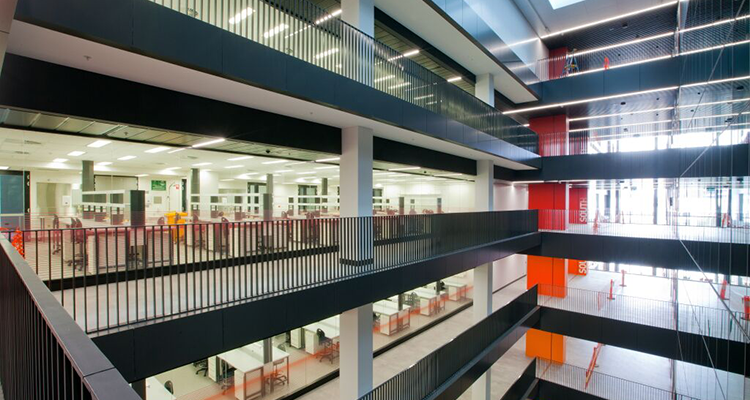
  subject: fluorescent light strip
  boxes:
[571,32,673,57]
[135,174,148,177]
[681,75,750,89]
[504,86,678,115]
[164,167,181,171]
[87,140,111,148]
[315,157,339,162]
[229,7,254,24]
[314,48,339,59]
[262,160,288,165]
[167,148,185,154]
[275,169,293,173]
[414,94,434,100]
[387,49,419,62]
[225,165,244,169]
[569,107,675,122]
[297,171,316,175]
[96,162,112,166]
[540,2,678,39]
[145,146,170,154]
[680,39,750,56]
[192,162,212,167]
[315,9,342,25]
[679,14,750,33]
[388,82,411,89]
[561,55,672,79]
[52,158,68,163]
[374,75,395,83]
[263,24,289,38]
[67,151,86,156]
[389,167,420,171]
[117,156,136,161]
[191,138,225,148]
[315,166,338,170]
[570,119,673,133]
[447,77,462,82]
[228,156,253,161]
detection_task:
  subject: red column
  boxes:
[529,183,568,230]
[529,115,568,157]
[569,187,588,224]
[548,47,568,81]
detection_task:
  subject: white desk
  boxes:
[430,280,468,301]
[411,288,447,316]
[145,377,176,400]
[302,316,340,355]
[213,348,264,400]
[373,300,411,335]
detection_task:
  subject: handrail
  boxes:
[0,237,140,400]
[146,0,538,153]
[358,287,538,400]
[5,210,537,334]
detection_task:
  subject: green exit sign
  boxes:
[151,180,167,191]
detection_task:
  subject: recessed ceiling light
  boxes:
[135,174,149,177]
[192,162,212,167]
[67,151,86,156]
[315,48,339,59]
[96,162,112,166]
[167,148,185,154]
[225,165,244,169]
[118,156,136,161]
[145,146,170,154]
[297,171,316,175]
[262,159,289,165]
[87,140,111,148]
[228,155,254,161]
[53,158,68,163]
[164,167,181,171]
[274,169,293,173]
[447,77,462,82]
[229,7,254,24]
[220,178,235,182]
[315,166,338,170]
[389,166,420,171]
[0,166,9,170]
[263,24,289,38]
[191,138,225,148]
[315,157,340,163]
[374,75,395,83]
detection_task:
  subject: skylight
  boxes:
[549,0,586,10]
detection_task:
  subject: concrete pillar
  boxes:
[322,177,329,213]
[475,73,495,107]
[0,0,17,75]
[190,168,200,217]
[263,173,274,220]
[82,160,95,192]
[130,190,146,227]
[472,159,493,400]
[342,0,374,36]
[339,126,374,400]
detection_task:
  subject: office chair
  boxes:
[193,359,208,377]
[66,218,86,271]
[52,215,61,255]
[164,381,174,395]
[266,358,288,389]
[315,329,336,363]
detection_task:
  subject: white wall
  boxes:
[381,181,475,213]
[30,169,80,216]
[494,183,528,211]
[493,254,527,291]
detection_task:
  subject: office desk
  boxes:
[442,279,468,301]
[146,377,176,400]
[301,316,340,355]
[410,288,447,316]
[242,343,290,394]
[214,349,264,400]
[373,300,411,335]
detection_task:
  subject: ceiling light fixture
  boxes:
[374,75,395,83]
[504,86,679,114]
[540,1,678,39]
[220,179,235,182]
[414,94,434,100]
[262,159,289,165]
[275,169,293,173]
[447,76,462,82]
[191,138,226,148]
[387,49,420,62]
[145,146,170,154]
[118,155,136,161]
[315,48,339,59]
[228,155,254,161]
[297,171,316,175]
[229,7,254,24]
[167,148,185,154]
[389,166,420,171]
[315,9,342,24]
[681,75,750,89]
[388,82,411,89]
[96,162,112,166]
[263,24,289,38]
[164,167,181,171]
[315,157,340,162]
[87,140,111,148]
[225,165,244,169]
[67,151,86,157]
[192,162,212,167]
[0,166,10,170]
[135,174,148,177]
[315,166,338,170]
[52,158,68,163]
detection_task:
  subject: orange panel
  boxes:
[528,255,567,297]
[525,329,566,364]
[568,259,588,276]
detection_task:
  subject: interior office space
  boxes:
[0,0,748,400]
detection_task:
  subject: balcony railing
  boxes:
[5,211,537,334]
[536,358,701,400]
[146,0,537,153]
[536,210,750,244]
[0,237,140,400]
[358,287,538,400]
[537,284,750,343]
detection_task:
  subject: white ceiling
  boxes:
[7,21,537,171]
[0,128,473,185]
[514,0,671,37]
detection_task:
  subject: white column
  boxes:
[340,304,374,399]
[473,159,494,400]
[0,0,17,74]
[475,73,495,107]
[339,126,374,400]
[341,0,374,36]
